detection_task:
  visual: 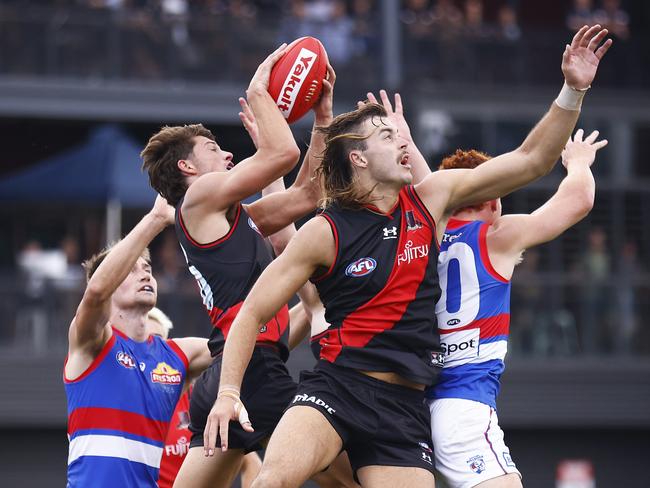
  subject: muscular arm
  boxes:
[183,45,301,221]
[67,197,173,375]
[486,130,604,279]
[246,64,336,238]
[417,25,611,231]
[204,217,335,452]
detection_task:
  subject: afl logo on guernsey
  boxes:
[151,362,182,385]
[116,351,136,369]
[345,257,377,277]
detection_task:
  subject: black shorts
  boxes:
[288,360,435,477]
[189,345,297,453]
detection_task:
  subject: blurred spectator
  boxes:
[510,248,545,355]
[578,227,610,354]
[566,0,595,32]
[350,0,377,58]
[497,4,521,42]
[614,240,640,354]
[593,0,629,41]
[463,0,492,40]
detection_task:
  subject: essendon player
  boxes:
[141,43,335,487]
[64,196,212,488]
[207,26,610,488]
[428,131,606,488]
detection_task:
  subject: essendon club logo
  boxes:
[116,351,136,369]
[345,257,377,277]
[151,362,182,385]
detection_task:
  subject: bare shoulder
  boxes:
[486,214,531,253]
[413,170,459,224]
[288,215,337,268]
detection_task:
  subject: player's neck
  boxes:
[366,183,400,214]
[110,307,150,342]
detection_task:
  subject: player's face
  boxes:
[112,257,157,310]
[190,136,234,175]
[358,117,412,187]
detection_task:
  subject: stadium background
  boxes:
[0,0,648,486]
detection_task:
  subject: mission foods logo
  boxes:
[151,362,182,385]
[345,257,376,277]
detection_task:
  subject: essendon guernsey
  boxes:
[175,199,289,359]
[313,185,443,384]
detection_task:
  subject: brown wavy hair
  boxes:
[141,124,215,207]
[315,103,387,209]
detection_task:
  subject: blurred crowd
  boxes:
[5,221,649,357]
[0,0,643,88]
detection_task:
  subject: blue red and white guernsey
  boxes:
[426,218,512,409]
[312,185,443,385]
[64,327,188,487]
[175,199,290,360]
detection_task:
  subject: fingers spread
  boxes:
[585,130,599,144]
[394,93,403,114]
[595,38,613,60]
[366,92,378,104]
[587,29,608,52]
[580,24,601,48]
[572,25,590,48]
[379,90,393,112]
[594,139,608,150]
[574,128,584,142]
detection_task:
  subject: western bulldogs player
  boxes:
[428,130,606,488]
[141,43,335,487]
[207,26,610,488]
[64,196,212,488]
[145,308,262,488]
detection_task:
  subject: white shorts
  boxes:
[429,398,521,488]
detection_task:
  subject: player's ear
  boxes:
[177,159,197,176]
[489,199,498,212]
[349,150,367,169]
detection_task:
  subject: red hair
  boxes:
[439,149,492,212]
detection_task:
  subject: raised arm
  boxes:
[202,217,335,454]
[245,64,336,237]
[185,43,301,212]
[364,90,432,183]
[417,25,612,224]
[487,129,605,279]
[67,196,174,372]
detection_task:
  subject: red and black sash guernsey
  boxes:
[312,185,443,385]
[175,198,289,360]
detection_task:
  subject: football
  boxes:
[268,37,328,124]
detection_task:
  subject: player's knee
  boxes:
[251,466,301,488]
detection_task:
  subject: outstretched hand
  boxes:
[562,128,608,169]
[562,25,612,90]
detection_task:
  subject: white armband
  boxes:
[555,82,590,111]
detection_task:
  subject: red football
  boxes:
[268,37,328,124]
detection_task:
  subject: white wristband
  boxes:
[555,82,589,111]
